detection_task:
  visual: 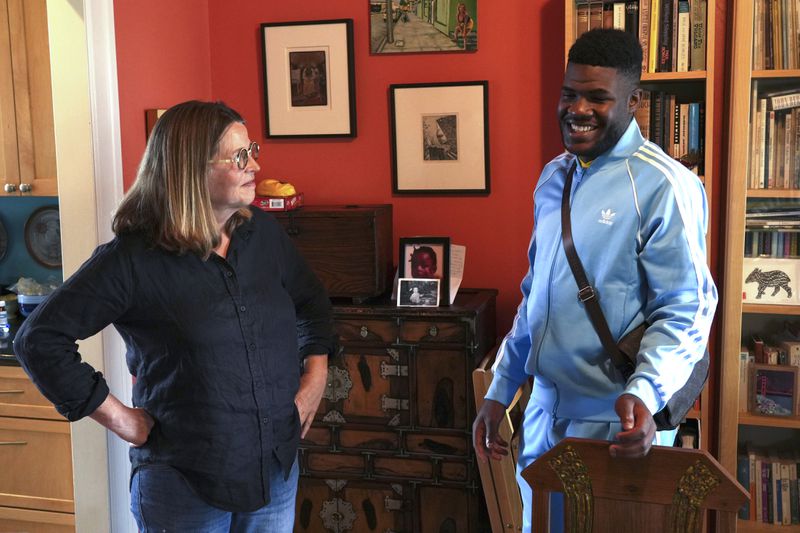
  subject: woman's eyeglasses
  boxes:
[209,142,259,170]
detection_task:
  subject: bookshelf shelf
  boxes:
[747,189,800,198]
[738,413,800,429]
[641,71,707,82]
[737,519,800,532]
[742,304,800,316]
[752,69,800,80]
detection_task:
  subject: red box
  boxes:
[251,193,304,212]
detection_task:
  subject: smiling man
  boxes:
[472,29,716,532]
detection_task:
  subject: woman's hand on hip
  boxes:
[295,354,328,438]
[89,393,155,447]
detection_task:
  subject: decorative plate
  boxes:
[0,217,7,262]
[24,206,61,268]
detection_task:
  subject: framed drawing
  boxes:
[369,0,478,53]
[261,19,357,138]
[399,236,449,305]
[390,81,489,195]
[397,278,440,307]
[749,364,798,416]
[742,257,799,305]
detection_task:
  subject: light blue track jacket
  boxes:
[486,120,717,421]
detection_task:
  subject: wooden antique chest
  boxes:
[296,289,497,533]
[273,205,393,302]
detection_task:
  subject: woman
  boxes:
[14,100,334,531]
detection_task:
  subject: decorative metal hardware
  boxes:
[380,361,408,378]
[3,184,16,193]
[384,497,403,511]
[387,414,401,426]
[428,325,438,337]
[325,479,348,492]
[666,460,720,533]
[360,326,369,338]
[320,498,356,532]
[323,410,347,425]
[381,395,409,411]
[386,348,400,361]
[323,366,353,402]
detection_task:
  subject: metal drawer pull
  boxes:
[0,389,24,394]
[0,441,27,446]
[380,361,408,378]
[384,497,403,511]
[359,326,369,338]
[381,396,409,411]
[428,325,438,337]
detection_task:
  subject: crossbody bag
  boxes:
[560,161,709,431]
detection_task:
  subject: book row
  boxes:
[744,230,800,258]
[752,0,800,71]
[749,95,800,189]
[737,447,800,525]
[575,0,707,73]
[635,91,704,173]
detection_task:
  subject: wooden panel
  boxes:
[372,456,433,480]
[338,427,398,452]
[295,477,408,533]
[439,460,468,482]
[0,416,73,514]
[399,319,466,344]
[0,506,74,533]
[0,366,61,420]
[404,432,469,457]
[415,349,469,430]
[0,0,20,195]
[298,426,331,448]
[335,318,397,344]
[305,451,364,477]
[418,486,479,533]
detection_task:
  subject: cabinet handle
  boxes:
[18,183,32,193]
[0,390,24,394]
[0,441,27,446]
[428,325,438,337]
[3,184,16,193]
[359,326,369,338]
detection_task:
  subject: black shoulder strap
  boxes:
[560,161,635,379]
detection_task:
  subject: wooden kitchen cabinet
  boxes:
[0,0,57,197]
[0,366,74,531]
[295,289,497,533]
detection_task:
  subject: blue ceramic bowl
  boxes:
[18,294,47,317]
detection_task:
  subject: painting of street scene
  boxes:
[289,50,328,107]
[370,0,477,53]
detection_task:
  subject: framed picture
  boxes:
[399,236,449,305]
[398,278,440,307]
[261,19,357,138]
[742,257,799,305]
[144,108,166,139]
[369,0,478,53]
[390,81,489,195]
[749,364,798,416]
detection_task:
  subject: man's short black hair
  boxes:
[568,29,642,85]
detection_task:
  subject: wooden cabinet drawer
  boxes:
[0,506,74,533]
[405,432,470,457]
[0,417,74,514]
[0,367,60,420]
[335,318,397,344]
[399,319,467,344]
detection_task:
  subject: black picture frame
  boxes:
[390,81,489,195]
[398,236,450,305]
[261,19,357,138]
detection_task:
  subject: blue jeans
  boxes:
[130,460,298,532]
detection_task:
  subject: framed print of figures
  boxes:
[261,19,357,138]
[399,236,450,305]
[390,81,489,195]
[369,0,478,53]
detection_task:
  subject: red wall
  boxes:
[113,1,725,338]
[114,0,213,189]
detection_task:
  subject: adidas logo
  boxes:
[598,208,616,226]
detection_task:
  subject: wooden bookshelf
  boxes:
[565,1,716,452]
[719,1,800,530]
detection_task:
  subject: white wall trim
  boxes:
[84,1,134,531]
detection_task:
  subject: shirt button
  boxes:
[239,305,246,312]
[248,343,256,351]
[262,416,269,424]
[225,271,233,277]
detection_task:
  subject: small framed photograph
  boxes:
[369,1,478,54]
[390,81,489,195]
[399,236,450,305]
[398,278,440,307]
[261,19,357,138]
[749,364,798,416]
[742,257,799,305]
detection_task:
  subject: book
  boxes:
[625,1,639,36]
[677,1,690,71]
[635,90,652,138]
[613,2,626,29]
[639,0,652,72]
[689,0,706,70]
[577,2,591,37]
[688,101,700,154]
[649,0,661,72]
[602,1,614,29]
[658,0,673,72]
[740,346,752,411]
[738,452,751,520]
[590,0,604,29]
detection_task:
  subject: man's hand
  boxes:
[472,399,509,463]
[89,393,154,447]
[609,393,657,458]
[295,354,328,439]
